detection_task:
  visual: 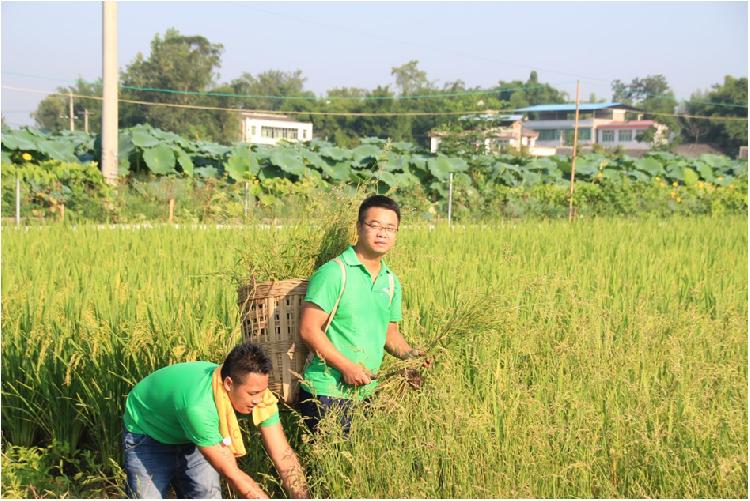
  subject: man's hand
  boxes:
[260,423,309,499]
[340,362,373,386]
[198,444,269,499]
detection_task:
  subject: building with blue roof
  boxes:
[514,102,667,152]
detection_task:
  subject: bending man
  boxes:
[123,342,308,499]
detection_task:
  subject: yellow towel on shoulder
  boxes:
[211,366,279,457]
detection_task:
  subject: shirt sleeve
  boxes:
[177,405,223,447]
[389,273,402,323]
[258,410,281,428]
[304,260,344,314]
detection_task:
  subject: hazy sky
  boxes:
[2,1,747,127]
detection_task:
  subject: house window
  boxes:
[635,130,646,142]
[251,125,256,136]
[303,129,307,139]
[538,129,559,141]
[601,130,615,143]
[578,128,591,141]
[261,126,299,140]
[618,130,633,142]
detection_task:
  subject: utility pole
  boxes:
[101,0,118,185]
[84,109,89,133]
[68,92,75,131]
[568,81,581,222]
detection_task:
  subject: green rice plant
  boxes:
[1,215,747,498]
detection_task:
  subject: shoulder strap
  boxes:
[387,272,394,306]
[323,258,346,333]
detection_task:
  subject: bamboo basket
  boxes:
[237,279,310,405]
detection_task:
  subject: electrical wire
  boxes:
[3,85,747,121]
[6,70,748,111]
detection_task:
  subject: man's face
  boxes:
[357,207,399,256]
[223,372,269,415]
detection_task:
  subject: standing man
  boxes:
[123,342,308,499]
[298,194,423,434]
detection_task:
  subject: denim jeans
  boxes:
[123,429,221,499]
[298,388,367,436]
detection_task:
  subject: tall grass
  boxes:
[1,216,747,497]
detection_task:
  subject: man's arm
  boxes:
[198,444,269,499]
[384,322,420,360]
[260,422,309,499]
[299,302,372,386]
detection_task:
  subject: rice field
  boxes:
[1,215,747,498]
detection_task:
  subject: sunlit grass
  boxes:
[1,216,747,497]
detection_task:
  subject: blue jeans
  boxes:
[123,430,221,499]
[298,388,365,436]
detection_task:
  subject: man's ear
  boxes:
[223,376,232,393]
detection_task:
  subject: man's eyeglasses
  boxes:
[362,221,399,236]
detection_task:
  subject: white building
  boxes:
[516,102,668,151]
[428,114,538,154]
[240,112,313,145]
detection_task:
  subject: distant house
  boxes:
[240,112,313,145]
[428,113,538,154]
[515,102,668,154]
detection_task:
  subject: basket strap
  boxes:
[323,257,347,333]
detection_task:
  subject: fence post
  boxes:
[169,198,175,224]
[448,172,454,227]
[15,177,21,227]
[244,181,250,220]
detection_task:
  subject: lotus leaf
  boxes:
[194,166,219,178]
[270,148,305,176]
[2,130,37,151]
[37,140,78,162]
[694,162,714,182]
[319,146,350,162]
[635,158,664,176]
[352,144,381,163]
[143,144,176,174]
[225,146,259,180]
[682,167,699,186]
[572,158,597,176]
[131,130,161,148]
[176,149,194,177]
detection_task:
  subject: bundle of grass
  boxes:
[235,185,366,404]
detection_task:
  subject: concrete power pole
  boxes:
[68,92,75,131]
[101,1,118,185]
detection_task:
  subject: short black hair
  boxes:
[358,194,401,224]
[221,342,273,383]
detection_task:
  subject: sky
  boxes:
[1,0,747,128]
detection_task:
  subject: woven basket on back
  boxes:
[237,279,310,405]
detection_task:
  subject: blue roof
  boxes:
[459,113,523,122]
[515,102,633,113]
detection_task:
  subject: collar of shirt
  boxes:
[341,245,391,278]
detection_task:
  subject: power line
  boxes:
[3,85,747,121]
[5,69,748,110]
[4,70,574,101]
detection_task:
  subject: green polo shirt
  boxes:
[123,361,279,446]
[301,245,402,399]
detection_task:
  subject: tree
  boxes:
[611,74,680,139]
[229,70,314,111]
[119,28,234,142]
[33,78,103,133]
[497,72,567,108]
[391,60,434,96]
[681,75,748,155]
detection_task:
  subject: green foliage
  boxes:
[2,126,747,223]
[681,75,748,156]
[1,217,747,497]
